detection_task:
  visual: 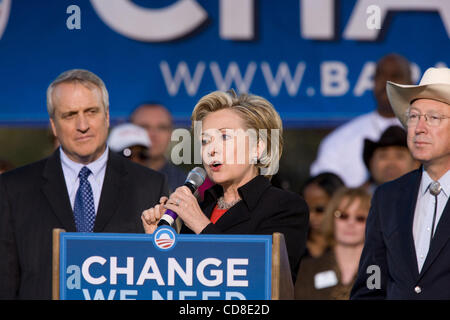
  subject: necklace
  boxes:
[217,196,241,210]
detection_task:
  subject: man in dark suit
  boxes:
[351,67,450,299]
[0,69,168,299]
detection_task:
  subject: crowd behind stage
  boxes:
[1,52,450,300]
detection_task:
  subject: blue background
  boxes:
[0,0,449,127]
[60,232,272,300]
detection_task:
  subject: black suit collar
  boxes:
[94,150,128,232]
[204,175,272,212]
[202,175,272,230]
[42,150,76,231]
[396,168,422,279]
[41,149,128,232]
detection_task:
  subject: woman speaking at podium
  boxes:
[142,90,309,280]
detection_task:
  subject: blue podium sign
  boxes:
[59,227,272,300]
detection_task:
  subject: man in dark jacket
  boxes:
[351,67,450,299]
[0,69,168,299]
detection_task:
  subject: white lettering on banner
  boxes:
[83,288,116,300]
[160,60,447,98]
[261,62,306,96]
[301,0,334,40]
[90,0,208,42]
[220,0,254,40]
[168,258,193,286]
[0,0,11,40]
[87,0,450,42]
[110,257,134,285]
[82,256,107,285]
[160,61,307,97]
[136,257,165,285]
[151,290,246,300]
[79,256,250,287]
[344,0,450,40]
[196,258,223,287]
[227,259,248,287]
[160,61,206,97]
[353,62,375,97]
[210,61,257,93]
[82,289,138,300]
[320,61,350,96]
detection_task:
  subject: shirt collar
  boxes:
[421,168,450,197]
[59,146,109,180]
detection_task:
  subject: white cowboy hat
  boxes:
[386,67,450,128]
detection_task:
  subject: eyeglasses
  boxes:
[334,210,366,224]
[405,111,450,127]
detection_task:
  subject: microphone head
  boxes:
[185,167,207,189]
[429,181,442,196]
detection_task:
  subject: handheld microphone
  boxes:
[157,167,207,227]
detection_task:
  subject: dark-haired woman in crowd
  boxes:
[301,172,344,258]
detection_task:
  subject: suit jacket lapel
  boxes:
[202,186,250,231]
[397,169,422,279]
[201,175,270,231]
[41,150,76,232]
[213,201,251,231]
[419,193,450,278]
[94,151,127,232]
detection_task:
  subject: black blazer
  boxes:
[0,149,169,299]
[181,175,309,281]
[351,168,450,299]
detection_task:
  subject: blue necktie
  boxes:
[73,166,95,232]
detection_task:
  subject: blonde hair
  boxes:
[321,187,372,246]
[191,90,283,178]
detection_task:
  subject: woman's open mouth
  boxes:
[209,161,223,172]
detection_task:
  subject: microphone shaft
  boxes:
[157,182,197,227]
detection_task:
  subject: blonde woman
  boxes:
[142,90,309,280]
[294,187,371,299]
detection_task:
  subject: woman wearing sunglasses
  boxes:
[294,187,371,300]
[301,173,345,258]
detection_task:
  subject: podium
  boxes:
[52,227,294,300]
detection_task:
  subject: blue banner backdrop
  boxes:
[0,0,449,127]
[59,229,272,300]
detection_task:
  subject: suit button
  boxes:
[414,286,422,294]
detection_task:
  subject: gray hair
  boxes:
[46,69,109,118]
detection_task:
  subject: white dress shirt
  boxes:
[413,169,450,273]
[310,111,401,187]
[60,147,109,214]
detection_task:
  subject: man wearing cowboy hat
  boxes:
[351,67,450,299]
